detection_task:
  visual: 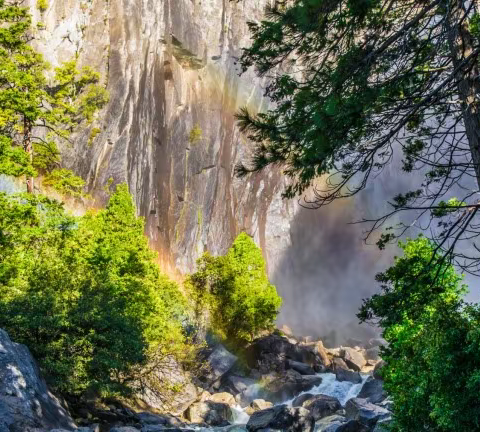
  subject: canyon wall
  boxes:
[27,0,296,274]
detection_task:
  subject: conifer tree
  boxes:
[0,0,108,194]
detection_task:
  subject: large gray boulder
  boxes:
[345,398,390,428]
[0,328,75,432]
[300,394,341,421]
[357,377,386,404]
[259,370,322,404]
[246,335,317,373]
[341,348,366,372]
[316,417,367,432]
[204,345,238,385]
[287,360,315,376]
[332,358,362,384]
[184,400,232,426]
[246,405,314,432]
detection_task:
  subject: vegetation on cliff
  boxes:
[359,237,480,431]
[187,232,282,344]
[0,0,108,195]
[0,184,189,397]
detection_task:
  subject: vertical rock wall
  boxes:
[27,0,296,274]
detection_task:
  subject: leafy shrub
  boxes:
[0,184,189,397]
[37,0,48,12]
[359,237,480,431]
[187,232,282,343]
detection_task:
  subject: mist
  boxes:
[271,159,480,347]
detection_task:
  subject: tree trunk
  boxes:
[447,0,480,189]
[23,117,34,194]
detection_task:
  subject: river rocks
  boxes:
[208,392,236,406]
[203,345,238,386]
[340,348,366,372]
[0,328,76,432]
[246,335,317,373]
[314,341,332,368]
[332,358,362,384]
[224,375,257,396]
[316,416,367,432]
[300,395,341,421]
[245,399,273,415]
[246,405,314,432]
[357,378,386,404]
[287,360,316,375]
[184,401,232,426]
[110,428,140,432]
[345,398,390,428]
[137,412,170,425]
[259,370,322,404]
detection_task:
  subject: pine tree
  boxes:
[0,0,108,194]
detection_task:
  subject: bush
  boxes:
[0,184,189,397]
[187,232,282,343]
[359,237,480,431]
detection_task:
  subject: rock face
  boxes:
[345,398,391,428]
[300,395,342,421]
[24,0,296,276]
[0,328,75,432]
[246,405,314,432]
[184,400,232,426]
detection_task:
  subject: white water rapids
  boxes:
[193,372,368,430]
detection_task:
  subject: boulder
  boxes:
[316,417,367,432]
[259,370,322,404]
[301,394,341,421]
[204,345,238,385]
[141,427,195,432]
[315,341,331,368]
[0,328,76,432]
[292,393,314,407]
[246,405,314,432]
[208,392,236,406]
[137,412,170,425]
[287,360,316,375]
[246,335,317,373]
[373,418,393,432]
[341,348,366,372]
[244,399,273,415]
[184,401,232,426]
[345,398,390,428]
[357,377,386,404]
[225,375,256,395]
[332,358,362,384]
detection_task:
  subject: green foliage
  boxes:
[0,1,109,194]
[188,124,203,144]
[359,237,480,431]
[0,184,189,397]
[36,0,48,12]
[43,168,86,197]
[187,233,282,343]
[0,135,35,177]
[88,127,101,146]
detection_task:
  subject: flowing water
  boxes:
[192,372,368,431]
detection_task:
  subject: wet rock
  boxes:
[260,370,322,404]
[209,392,236,406]
[184,401,232,426]
[245,399,273,415]
[0,328,76,432]
[137,412,170,425]
[335,420,368,432]
[287,360,316,375]
[292,393,314,407]
[246,405,314,432]
[341,348,366,372]
[301,394,341,421]
[315,415,348,432]
[345,398,390,428]
[141,427,194,432]
[357,377,386,404]
[332,358,361,384]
